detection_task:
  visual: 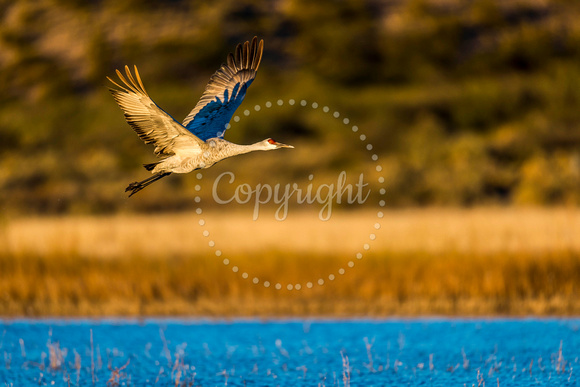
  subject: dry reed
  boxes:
[0,208,578,317]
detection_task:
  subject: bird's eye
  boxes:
[268,139,276,144]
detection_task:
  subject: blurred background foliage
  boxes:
[1,0,580,215]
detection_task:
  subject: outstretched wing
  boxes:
[108,65,204,157]
[182,37,264,141]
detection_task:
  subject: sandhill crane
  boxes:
[107,37,293,197]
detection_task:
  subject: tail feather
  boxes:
[143,162,159,171]
[126,172,171,197]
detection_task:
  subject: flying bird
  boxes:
[107,37,293,197]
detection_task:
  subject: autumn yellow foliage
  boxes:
[1,208,578,317]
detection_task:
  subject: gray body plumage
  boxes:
[107,37,292,197]
[150,137,282,174]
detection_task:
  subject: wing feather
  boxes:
[182,37,264,141]
[108,65,203,157]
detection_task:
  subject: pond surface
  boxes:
[0,318,579,386]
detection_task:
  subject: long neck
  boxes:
[224,141,266,157]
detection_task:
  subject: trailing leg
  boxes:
[125,172,171,197]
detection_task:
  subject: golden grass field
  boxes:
[0,207,579,317]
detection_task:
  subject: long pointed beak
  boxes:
[276,142,294,149]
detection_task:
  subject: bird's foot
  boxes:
[125,182,141,192]
[125,182,144,197]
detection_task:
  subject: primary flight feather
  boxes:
[107,37,293,197]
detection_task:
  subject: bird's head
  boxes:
[263,138,294,150]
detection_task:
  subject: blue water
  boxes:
[0,319,578,386]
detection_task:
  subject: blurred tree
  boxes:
[470,0,503,28]
[1,0,580,213]
[86,29,113,85]
[380,0,464,82]
[515,152,580,205]
[283,0,380,84]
